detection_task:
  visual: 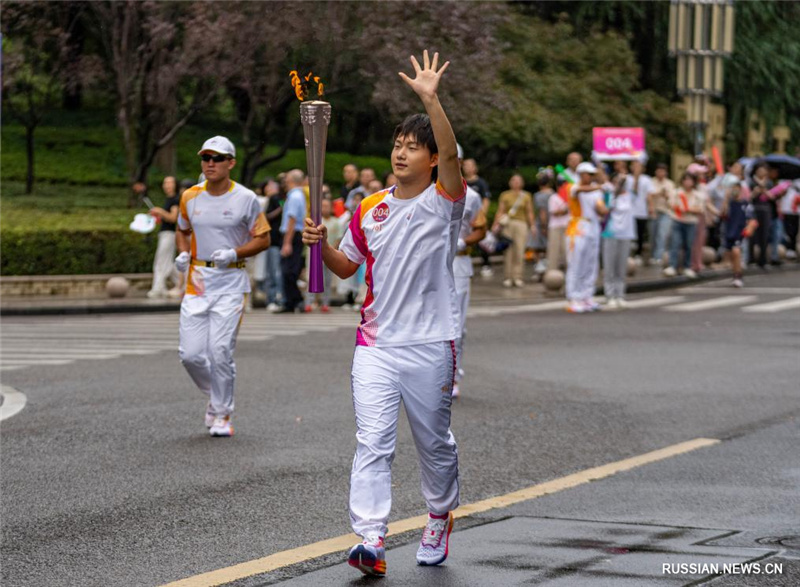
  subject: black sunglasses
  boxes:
[200,153,231,163]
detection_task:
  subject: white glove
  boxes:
[211,248,238,268]
[174,251,190,273]
[457,238,467,252]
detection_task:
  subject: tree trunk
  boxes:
[25,124,35,194]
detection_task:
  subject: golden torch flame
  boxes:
[289,70,324,101]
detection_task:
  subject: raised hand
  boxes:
[398,50,449,102]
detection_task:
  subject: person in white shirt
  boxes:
[566,162,609,313]
[647,163,676,265]
[452,144,488,399]
[602,170,635,309]
[303,50,464,577]
[174,136,271,437]
[625,160,652,264]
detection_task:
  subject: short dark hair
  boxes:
[393,114,438,181]
[680,172,697,186]
[393,114,437,155]
[656,163,668,171]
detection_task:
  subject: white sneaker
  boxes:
[267,303,281,313]
[480,265,494,278]
[567,301,587,314]
[513,278,525,288]
[416,513,454,566]
[166,287,183,299]
[732,278,744,288]
[604,298,620,310]
[503,278,513,288]
[662,266,677,277]
[585,299,601,312]
[684,268,698,279]
[617,297,629,309]
[146,289,166,299]
[451,383,460,399]
[634,256,643,266]
[209,415,233,437]
[348,534,386,576]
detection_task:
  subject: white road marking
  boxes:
[622,296,687,309]
[664,296,758,312]
[0,386,27,420]
[741,296,800,313]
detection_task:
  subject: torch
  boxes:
[292,71,329,294]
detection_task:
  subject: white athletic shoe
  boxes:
[586,299,601,312]
[617,297,629,309]
[209,415,233,437]
[732,278,744,288]
[684,268,698,279]
[348,534,386,576]
[503,278,513,288]
[146,289,166,299]
[451,383,460,399]
[480,265,494,278]
[567,300,587,314]
[662,266,677,277]
[513,278,525,288]
[267,303,281,313]
[604,298,620,310]
[416,513,454,566]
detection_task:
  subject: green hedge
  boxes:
[1,229,157,276]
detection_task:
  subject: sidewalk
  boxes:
[1,259,797,316]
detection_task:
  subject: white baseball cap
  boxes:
[456,143,464,160]
[576,162,598,174]
[198,136,236,158]
[129,213,157,234]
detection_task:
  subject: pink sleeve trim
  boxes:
[349,204,369,259]
[436,178,467,202]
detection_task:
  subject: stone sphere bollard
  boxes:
[106,277,130,298]
[702,246,716,266]
[543,269,565,291]
[626,257,637,277]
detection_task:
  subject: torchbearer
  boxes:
[175,136,271,437]
[303,50,465,577]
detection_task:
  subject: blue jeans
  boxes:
[670,222,696,269]
[651,212,673,263]
[770,217,784,261]
[265,246,284,304]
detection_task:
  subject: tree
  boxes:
[724,0,800,154]
[217,0,512,186]
[460,14,685,168]
[1,3,93,193]
[89,1,234,204]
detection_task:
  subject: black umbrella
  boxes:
[754,154,800,180]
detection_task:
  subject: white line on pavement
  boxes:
[741,296,800,313]
[0,386,27,421]
[664,296,758,312]
[623,296,687,309]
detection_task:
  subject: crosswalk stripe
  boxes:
[624,296,686,309]
[664,296,758,312]
[741,296,800,313]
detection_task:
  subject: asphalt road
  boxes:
[2,271,798,586]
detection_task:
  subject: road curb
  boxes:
[2,263,797,316]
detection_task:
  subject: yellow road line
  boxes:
[161,437,719,587]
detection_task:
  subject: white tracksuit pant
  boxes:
[454,274,470,382]
[566,220,600,301]
[350,342,460,538]
[179,293,245,417]
[150,230,179,293]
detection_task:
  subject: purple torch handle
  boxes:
[300,101,331,294]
